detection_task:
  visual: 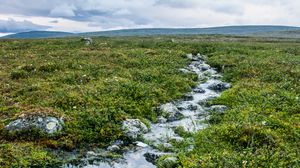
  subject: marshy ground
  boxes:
[0,36,299,167]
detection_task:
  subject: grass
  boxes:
[0,36,299,167]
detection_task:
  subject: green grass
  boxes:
[0,36,299,167]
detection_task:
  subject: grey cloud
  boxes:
[0,0,299,31]
[0,19,50,33]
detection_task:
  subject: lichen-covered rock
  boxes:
[5,116,63,135]
[159,103,184,122]
[122,119,148,140]
[157,156,178,168]
[82,37,93,45]
[209,105,228,113]
[107,145,120,152]
[208,81,231,91]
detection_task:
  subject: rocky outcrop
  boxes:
[5,116,63,135]
[121,119,148,140]
[159,103,184,122]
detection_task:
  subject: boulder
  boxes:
[159,103,184,122]
[5,116,63,135]
[121,119,148,140]
[82,37,93,45]
[208,81,231,91]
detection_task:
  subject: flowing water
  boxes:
[65,54,230,168]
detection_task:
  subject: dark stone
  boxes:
[193,87,205,93]
[144,152,161,165]
[208,81,231,91]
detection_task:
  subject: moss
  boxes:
[0,36,299,166]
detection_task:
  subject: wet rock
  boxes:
[107,145,120,152]
[193,87,205,93]
[157,156,178,168]
[5,116,63,135]
[211,74,222,79]
[186,53,193,60]
[157,116,167,123]
[135,141,148,148]
[208,81,231,91]
[183,93,193,101]
[178,68,191,74]
[169,136,184,143]
[121,119,148,140]
[113,140,124,146]
[187,104,198,111]
[200,64,211,71]
[144,152,161,165]
[159,103,184,122]
[209,105,228,113]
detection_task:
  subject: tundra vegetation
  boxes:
[0,36,299,167]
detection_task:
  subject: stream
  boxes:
[65,53,230,168]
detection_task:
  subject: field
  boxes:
[0,36,299,167]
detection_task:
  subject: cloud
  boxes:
[0,0,299,32]
[50,4,76,17]
[0,18,50,33]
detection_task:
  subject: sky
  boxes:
[0,0,299,34]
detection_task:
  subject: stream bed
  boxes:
[65,53,230,168]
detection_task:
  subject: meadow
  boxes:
[0,36,299,167]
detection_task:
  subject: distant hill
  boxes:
[2,31,74,39]
[81,26,300,37]
[2,26,300,39]
[250,29,300,38]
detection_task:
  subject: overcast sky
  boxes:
[0,0,299,34]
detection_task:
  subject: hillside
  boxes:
[2,25,300,39]
[2,31,74,39]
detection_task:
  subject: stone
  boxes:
[169,136,184,143]
[200,64,211,71]
[208,81,231,91]
[159,103,184,122]
[157,156,178,168]
[178,68,191,74]
[183,93,193,101]
[135,141,148,148]
[121,119,148,140]
[5,116,63,135]
[82,37,93,45]
[209,105,228,113]
[144,152,161,165]
[107,145,120,151]
[211,74,222,80]
[193,87,205,93]
[157,116,167,123]
[187,104,198,111]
